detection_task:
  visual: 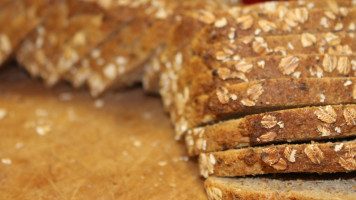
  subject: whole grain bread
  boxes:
[166,4,356,109]
[181,54,356,111]
[140,0,229,94]
[188,5,356,61]
[157,2,356,92]
[171,77,356,139]
[204,175,356,200]
[199,140,356,177]
[69,16,153,96]
[16,0,121,86]
[0,0,57,66]
[147,0,356,94]
[142,8,220,93]
[176,54,356,131]
[69,0,225,96]
[161,31,356,139]
[186,104,356,156]
[199,77,356,126]
[161,4,356,125]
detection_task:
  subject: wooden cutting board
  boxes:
[0,66,206,199]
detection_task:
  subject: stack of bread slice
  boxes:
[16,0,161,94]
[155,0,356,199]
[0,0,230,96]
[161,2,356,139]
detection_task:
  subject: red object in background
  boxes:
[242,0,269,4]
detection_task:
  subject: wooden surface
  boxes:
[0,66,206,199]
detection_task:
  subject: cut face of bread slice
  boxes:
[190,32,356,70]
[182,54,356,102]
[199,140,356,178]
[0,0,56,66]
[205,175,356,200]
[186,104,356,156]
[187,10,356,67]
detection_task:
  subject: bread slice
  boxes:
[190,31,356,70]
[184,54,356,106]
[228,1,356,38]
[199,140,356,177]
[205,175,356,200]
[16,0,120,86]
[67,16,153,96]
[230,7,356,38]
[186,104,356,156]
[188,4,356,60]
[0,0,56,66]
